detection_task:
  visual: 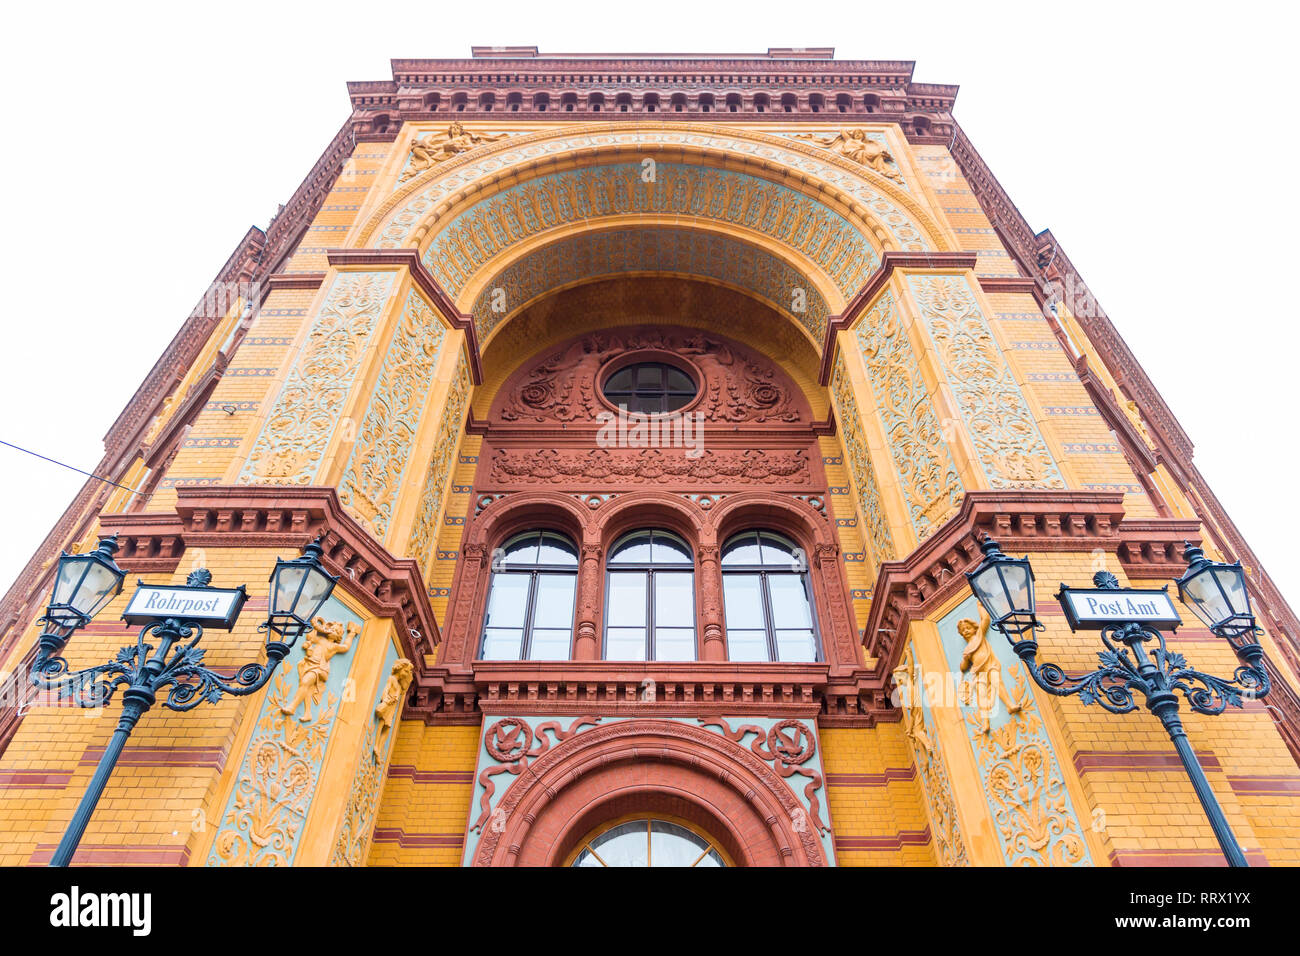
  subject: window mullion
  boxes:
[759,570,778,662]
[646,568,655,661]
[521,570,540,659]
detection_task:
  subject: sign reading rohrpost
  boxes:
[1056,586,1182,632]
[122,583,247,630]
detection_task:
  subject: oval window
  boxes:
[602,362,697,415]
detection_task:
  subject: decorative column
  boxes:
[443,543,488,663]
[574,541,603,660]
[812,542,860,669]
[698,542,726,662]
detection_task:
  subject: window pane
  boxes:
[665,368,694,393]
[529,628,571,661]
[605,367,633,392]
[722,533,761,566]
[697,849,725,867]
[591,823,648,866]
[650,821,709,866]
[610,536,652,565]
[533,574,575,628]
[768,574,813,628]
[573,848,602,867]
[634,364,663,389]
[759,534,799,567]
[606,627,647,660]
[776,629,818,663]
[654,628,696,661]
[481,627,524,660]
[652,535,692,564]
[484,573,529,628]
[536,535,578,566]
[606,572,647,624]
[501,535,539,566]
[727,629,770,662]
[654,572,695,626]
[723,574,764,628]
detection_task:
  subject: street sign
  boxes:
[1056,586,1182,632]
[122,583,248,630]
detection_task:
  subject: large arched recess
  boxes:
[470,719,827,866]
[473,276,827,418]
[444,275,865,673]
[352,122,955,356]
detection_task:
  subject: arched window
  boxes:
[605,529,695,661]
[480,531,577,660]
[571,819,726,866]
[721,530,819,662]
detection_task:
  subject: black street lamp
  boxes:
[965,536,1270,868]
[30,535,339,867]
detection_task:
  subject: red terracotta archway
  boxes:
[471,718,827,866]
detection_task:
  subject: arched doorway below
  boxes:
[470,719,828,867]
[567,817,729,867]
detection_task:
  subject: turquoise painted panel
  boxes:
[329,635,403,866]
[423,161,877,301]
[205,595,364,866]
[935,597,1091,866]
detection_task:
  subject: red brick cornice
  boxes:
[266,272,327,291]
[977,275,1045,305]
[860,491,1204,678]
[326,248,482,385]
[98,486,440,672]
[468,660,828,718]
[817,251,979,385]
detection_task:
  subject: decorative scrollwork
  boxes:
[699,716,829,835]
[32,617,286,714]
[1022,620,1267,718]
[471,716,600,833]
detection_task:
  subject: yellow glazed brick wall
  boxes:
[143,137,393,516]
[820,433,870,654]
[911,143,1161,520]
[821,724,936,866]
[149,285,322,515]
[428,433,479,627]
[366,722,479,866]
[283,144,395,276]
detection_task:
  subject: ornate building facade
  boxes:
[2,48,1299,867]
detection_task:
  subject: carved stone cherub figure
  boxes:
[399,122,506,182]
[279,618,360,723]
[372,658,415,761]
[957,604,1021,733]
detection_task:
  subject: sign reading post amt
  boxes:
[1056,586,1182,632]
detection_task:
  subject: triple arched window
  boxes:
[478,527,820,662]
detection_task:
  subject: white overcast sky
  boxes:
[2,1,1296,608]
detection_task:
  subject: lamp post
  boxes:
[964,536,1270,868]
[30,535,338,867]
